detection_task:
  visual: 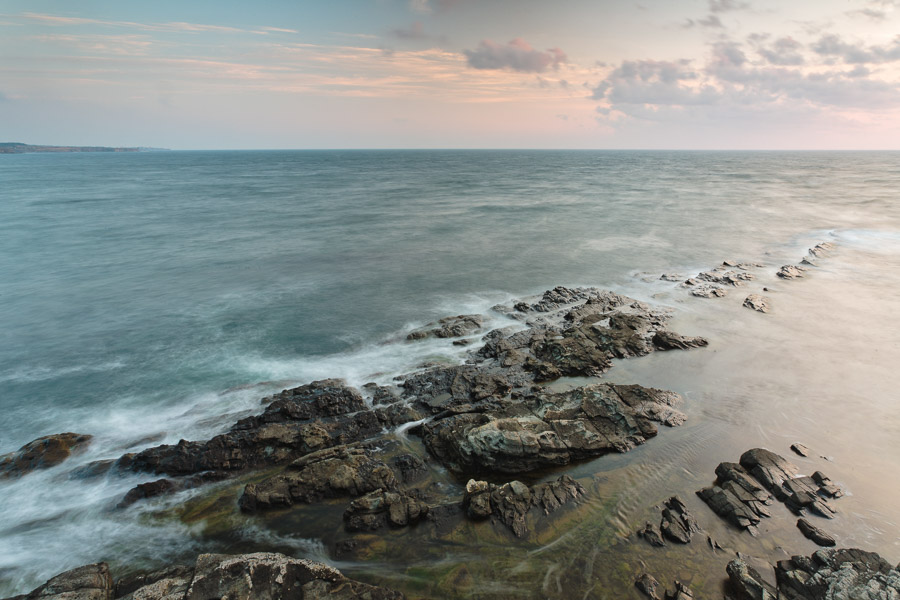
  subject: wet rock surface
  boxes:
[4,553,405,600]
[0,433,93,479]
[461,475,584,537]
[343,489,430,531]
[638,496,702,546]
[727,548,900,600]
[406,314,484,340]
[698,449,841,534]
[797,518,836,547]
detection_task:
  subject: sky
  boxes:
[2,0,900,149]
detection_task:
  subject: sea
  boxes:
[1,150,899,598]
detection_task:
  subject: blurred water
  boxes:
[1,150,899,595]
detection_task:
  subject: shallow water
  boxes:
[1,151,899,596]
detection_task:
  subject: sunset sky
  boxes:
[2,0,900,149]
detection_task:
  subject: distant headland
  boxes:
[0,142,168,154]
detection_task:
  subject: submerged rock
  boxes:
[343,489,429,531]
[638,496,702,546]
[690,284,728,298]
[406,314,484,341]
[743,294,771,313]
[0,433,93,479]
[636,573,663,599]
[461,475,584,537]
[421,383,685,474]
[797,518,836,547]
[7,562,112,600]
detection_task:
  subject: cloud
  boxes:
[592,59,720,107]
[464,38,566,73]
[408,0,462,14]
[811,34,900,64]
[683,14,724,28]
[391,22,428,40]
[752,35,805,66]
[708,0,751,13]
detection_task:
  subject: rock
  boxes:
[11,562,113,600]
[664,581,694,600]
[659,273,683,282]
[777,265,807,279]
[697,269,755,286]
[343,489,429,531]
[797,518,836,547]
[743,294,771,313]
[652,331,709,351]
[238,444,398,512]
[790,443,811,457]
[726,558,777,600]
[184,552,404,600]
[697,484,762,532]
[406,315,484,341]
[421,383,684,474]
[739,448,799,493]
[638,522,666,547]
[0,433,93,479]
[775,548,900,599]
[461,475,584,537]
[690,284,727,298]
[118,479,177,508]
[659,496,701,544]
[115,565,193,600]
[808,242,835,258]
[121,380,383,479]
[636,573,663,599]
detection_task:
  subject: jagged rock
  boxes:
[777,265,807,279]
[697,269,755,286]
[808,242,835,258]
[238,444,397,511]
[461,475,584,537]
[665,581,694,600]
[690,284,727,298]
[741,449,836,518]
[7,563,112,600]
[118,479,177,509]
[659,496,701,544]
[791,443,811,457]
[797,518,836,547]
[421,383,684,474]
[120,380,382,478]
[184,552,404,599]
[726,558,777,600]
[636,573,663,599]
[0,433,93,479]
[743,294,771,313]
[343,489,429,531]
[652,331,709,351]
[697,484,762,533]
[775,548,900,599]
[638,522,666,547]
[115,565,193,600]
[659,273,683,282]
[406,315,484,340]
[801,257,818,267]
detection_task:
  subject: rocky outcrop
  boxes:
[637,496,702,546]
[406,315,484,340]
[343,489,429,531]
[743,294,771,313]
[727,548,900,600]
[421,383,685,474]
[6,553,405,600]
[797,518,836,547]
[808,242,835,258]
[238,444,400,512]
[777,265,807,279]
[689,284,728,298]
[461,475,584,537]
[0,433,93,479]
[698,450,841,535]
[635,573,663,599]
[6,563,112,600]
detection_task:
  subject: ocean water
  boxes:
[1,150,900,597]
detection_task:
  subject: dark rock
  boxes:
[343,489,429,531]
[114,564,193,600]
[239,444,397,511]
[659,496,701,544]
[406,315,484,341]
[638,522,666,547]
[122,380,383,479]
[652,331,709,351]
[664,581,694,600]
[739,448,799,493]
[118,479,177,508]
[697,485,761,532]
[726,558,777,600]
[777,265,807,279]
[775,548,899,599]
[0,433,93,479]
[11,562,112,600]
[743,294,771,313]
[636,573,662,599]
[421,383,684,474]
[797,518,836,547]
[184,552,404,599]
[461,475,583,537]
[790,443,810,457]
